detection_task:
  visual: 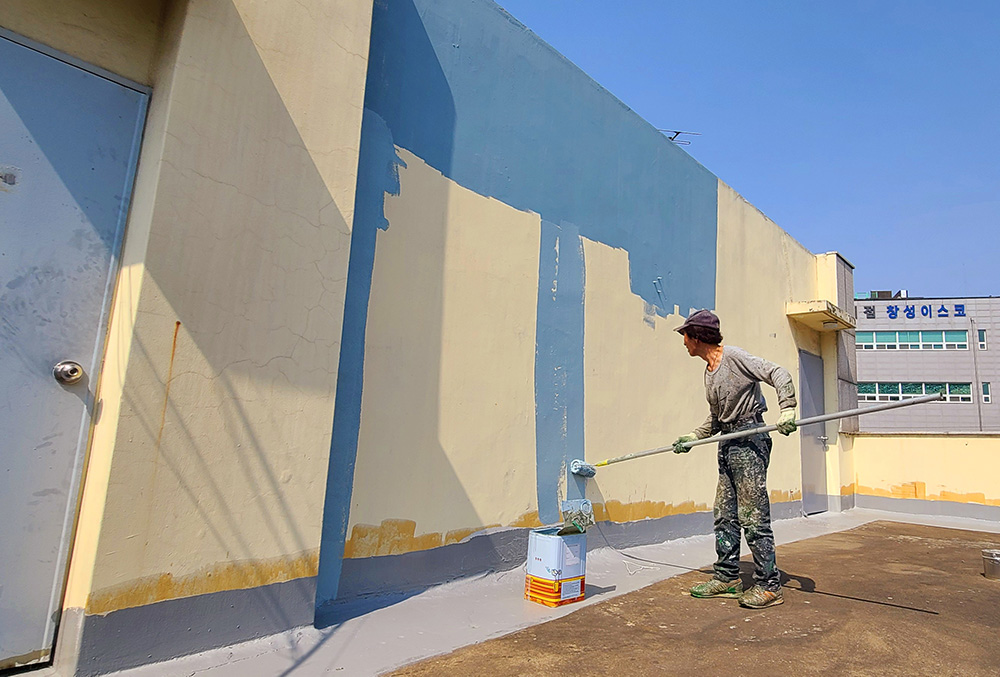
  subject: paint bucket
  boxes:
[524,527,586,607]
[983,549,1000,581]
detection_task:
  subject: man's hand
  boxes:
[672,433,697,453]
[777,409,797,435]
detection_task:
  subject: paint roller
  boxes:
[569,392,944,477]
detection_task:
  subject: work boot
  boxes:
[690,578,743,598]
[738,585,784,609]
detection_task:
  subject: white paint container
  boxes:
[524,527,587,606]
[983,549,1000,580]
[527,528,587,580]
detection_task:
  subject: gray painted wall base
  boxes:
[69,503,805,675]
[855,494,1000,522]
[327,502,802,611]
[73,577,316,677]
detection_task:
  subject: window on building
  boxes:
[979,329,988,351]
[983,382,991,404]
[857,381,972,403]
[947,383,973,402]
[944,331,969,349]
[857,382,876,400]
[898,331,920,349]
[855,330,967,351]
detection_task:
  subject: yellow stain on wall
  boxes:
[345,493,805,559]
[601,500,709,523]
[345,514,541,558]
[770,489,801,503]
[849,482,1000,507]
[343,519,443,558]
[509,512,544,529]
[86,550,319,615]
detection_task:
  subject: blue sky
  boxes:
[496,1,1000,298]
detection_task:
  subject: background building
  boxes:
[854,292,999,432]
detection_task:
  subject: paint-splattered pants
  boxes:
[713,432,780,591]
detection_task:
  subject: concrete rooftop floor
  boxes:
[108,508,1000,677]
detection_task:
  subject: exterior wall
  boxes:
[855,296,1000,431]
[319,0,843,610]
[0,0,168,86]
[344,147,543,548]
[849,434,1000,520]
[5,0,375,673]
[713,185,820,501]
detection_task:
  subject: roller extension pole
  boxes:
[569,392,944,477]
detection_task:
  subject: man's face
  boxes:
[682,331,698,356]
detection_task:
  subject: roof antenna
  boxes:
[657,129,701,146]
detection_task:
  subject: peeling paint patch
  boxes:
[86,550,319,615]
[0,165,18,192]
[852,482,1000,506]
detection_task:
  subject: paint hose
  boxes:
[570,392,944,477]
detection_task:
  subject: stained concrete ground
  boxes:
[108,509,1000,677]
[392,520,1000,677]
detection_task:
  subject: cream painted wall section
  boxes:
[716,181,820,496]
[852,435,1000,506]
[345,148,540,552]
[579,182,824,517]
[0,0,168,85]
[63,0,374,612]
[581,239,719,516]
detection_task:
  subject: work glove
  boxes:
[776,408,797,436]
[672,433,697,453]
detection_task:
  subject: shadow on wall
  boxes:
[82,0,356,667]
[316,0,478,614]
[321,0,721,613]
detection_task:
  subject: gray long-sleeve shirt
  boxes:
[692,345,797,439]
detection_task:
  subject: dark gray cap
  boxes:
[674,309,720,334]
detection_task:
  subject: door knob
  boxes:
[53,360,85,385]
[817,435,829,442]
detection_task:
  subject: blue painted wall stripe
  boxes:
[535,221,586,523]
[316,110,405,608]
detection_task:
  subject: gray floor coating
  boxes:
[105,508,1000,677]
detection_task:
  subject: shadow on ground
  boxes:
[389,521,1000,677]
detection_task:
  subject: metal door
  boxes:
[0,33,147,669]
[798,350,827,515]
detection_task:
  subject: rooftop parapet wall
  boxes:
[321,0,836,605]
[848,434,1000,520]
